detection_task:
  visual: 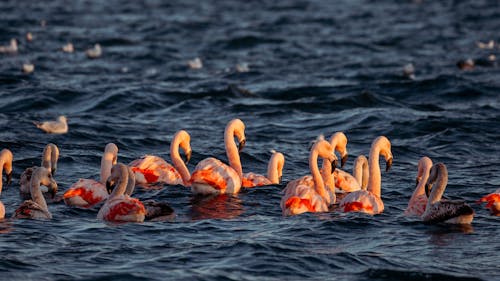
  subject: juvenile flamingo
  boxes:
[189,119,245,195]
[339,136,393,215]
[97,163,146,223]
[63,143,118,208]
[242,150,285,188]
[281,138,337,216]
[404,156,433,217]
[129,130,192,186]
[479,188,500,216]
[20,143,59,198]
[13,167,58,220]
[0,149,13,219]
[421,163,474,224]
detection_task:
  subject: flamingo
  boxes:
[97,163,146,223]
[339,136,393,215]
[189,119,245,195]
[13,167,58,220]
[404,156,433,217]
[129,130,192,186]
[281,138,337,216]
[20,143,59,198]
[63,143,118,208]
[0,149,13,219]
[242,150,285,188]
[320,132,353,195]
[421,163,474,224]
[479,189,500,216]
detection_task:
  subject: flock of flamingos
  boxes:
[0,118,498,223]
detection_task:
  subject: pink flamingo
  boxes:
[339,136,393,215]
[320,132,349,194]
[20,143,59,198]
[63,143,118,208]
[13,167,58,220]
[479,189,500,216]
[281,137,337,216]
[0,149,13,219]
[189,119,245,195]
[129,130,192,186]
[404,156,433,216]
[97,163,146,222]
[242,150,285,188]
[421,163,474,224]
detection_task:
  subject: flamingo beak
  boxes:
[106,179,115,194]
[332,159,338,171]
[341,155,348,168]
[238,139,246,152]
[52,168,57,176]
[184,150,192,164]
[48,181,58,199]
[425,182,431,198]
[386,158,393,172]
[6,171,12,186]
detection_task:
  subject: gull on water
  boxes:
[34,116,68,134]
[62,43,74,53]
[86,44,102,59]
[187,57,203,69]
[22,63,35,74]
[0,39,18,53]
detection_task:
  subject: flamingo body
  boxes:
[190,158,241,195]
[479,191,500,216]
[334,169,361,192]
[97,195,146,222]
[339,190,383,214]
[63,179,109,208]
[130,155,183,185]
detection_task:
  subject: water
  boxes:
[1,0,499,280]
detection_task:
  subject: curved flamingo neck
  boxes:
[125,166,135,195]
[353,155,368,190]
[171,131,191,186]
[41,143,59,173]
[367,144,382,197]
[30,169,49,211]
[426,164,448,207]
[266,152,284,184]
[0,149,13,195]
[100,144,118,184]
[411,157,433,201]
[310,146,327,200]
[224,123,243,178]
[109,164,129,199]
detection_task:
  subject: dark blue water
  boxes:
[1,0,500,280]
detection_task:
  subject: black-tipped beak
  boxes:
[425,182,431,198]
[52,168,57,176]
[386,158,393,172]
[332,159,338,171]
[238,139,246,152]
[341,155,348,168]
[184,150,192,164]
[48,182,58,199]
[106,180,114,194]
[6,172,12,186]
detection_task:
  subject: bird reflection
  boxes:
[426,224,474,246]
[189,194,243,220]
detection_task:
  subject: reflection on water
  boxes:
[189,194,243,220]
[426,224,474,246]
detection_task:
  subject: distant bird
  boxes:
[62,43,74,53]
[26,32,33,42]
[0,39,18,54]
[457,58,475,70]
[34,115,68,134]
[13,167,58,220]
[187,57,203,69]
[402,63,415,79]
[22,63,34,74]
[476,40,495,49]
[236,63,249,73]
[421,163,474,224]
[86,44,102,59]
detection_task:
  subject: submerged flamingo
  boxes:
[339,136,393,215]
[13,167,58,220]
[129,130,192,186]
[97,163,146,223]
[404,156,433,217]
[281,137,337,216]
[190,119,245,195]
[421,163,474,224]
[242,150,285,188]
[0,149,13,219]
[479,189,500,216]
[63,143,118,208]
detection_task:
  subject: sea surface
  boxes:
[1,0,499,280]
